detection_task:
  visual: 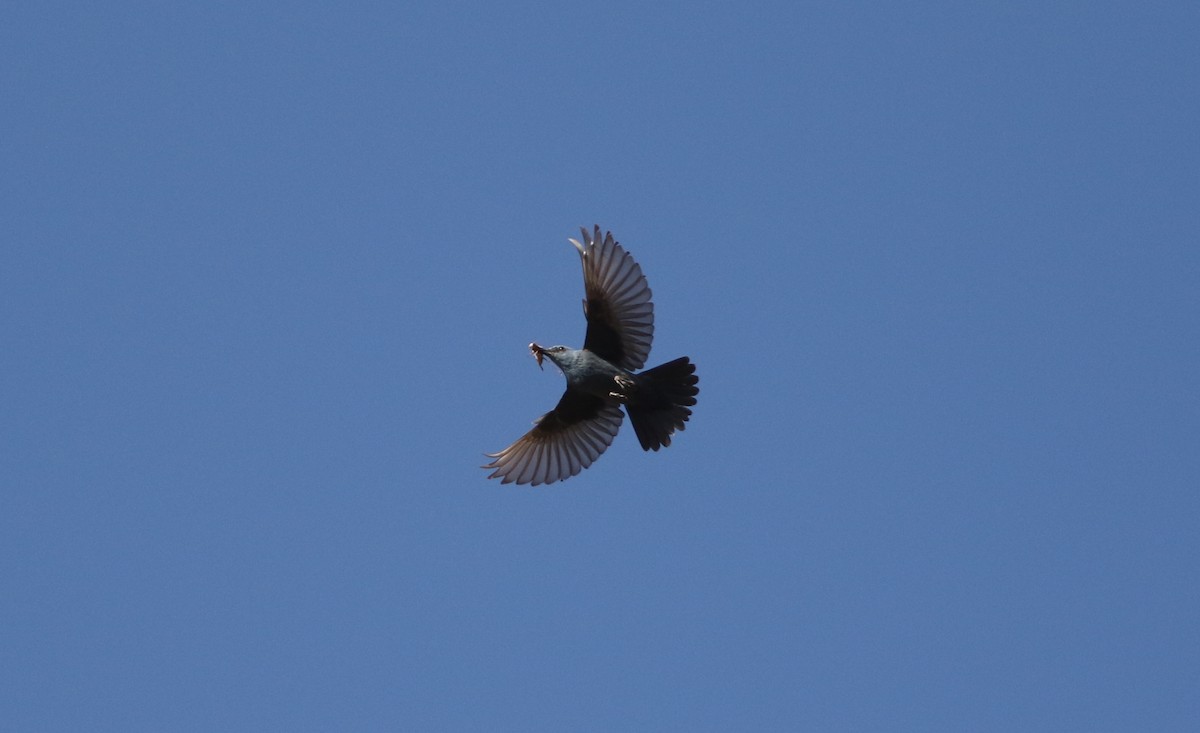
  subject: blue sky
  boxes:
[3,1,1197,730]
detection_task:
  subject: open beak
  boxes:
[529,342,545,370]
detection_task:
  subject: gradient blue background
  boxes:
[3,2,1197,730]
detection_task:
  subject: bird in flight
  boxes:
[483,226,699,485]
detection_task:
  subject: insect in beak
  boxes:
[529,342,544,370]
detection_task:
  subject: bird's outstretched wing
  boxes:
[483,389,624,486]
[569,226,654,371]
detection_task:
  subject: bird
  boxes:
[483,226,699,485]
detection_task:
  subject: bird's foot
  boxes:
[609,374,635,401]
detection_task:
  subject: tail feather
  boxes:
[626,356,699,451]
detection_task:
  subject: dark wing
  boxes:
[482,389,624,486]
[569,226,654,371]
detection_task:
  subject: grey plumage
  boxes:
[483,226,699,486]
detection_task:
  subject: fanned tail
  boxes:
[626,356,699,451]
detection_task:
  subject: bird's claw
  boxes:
[609,374,635,401]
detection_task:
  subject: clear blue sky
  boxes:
[3,2,1197,730]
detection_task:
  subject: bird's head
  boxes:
[529,342,574,372]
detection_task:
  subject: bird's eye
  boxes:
[553,346,565,352]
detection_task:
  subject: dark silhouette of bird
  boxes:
[483,226,699,485]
